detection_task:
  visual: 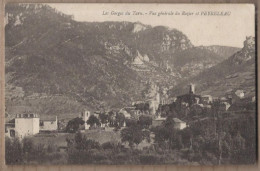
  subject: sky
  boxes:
[49,3,255,48]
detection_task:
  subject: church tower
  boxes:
[189,84,195,94]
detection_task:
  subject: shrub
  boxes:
[102,141,117,150]
[139,154,160,164]
[22,137,34,153]
[5,137,23,164]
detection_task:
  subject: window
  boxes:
[10,130,15,137]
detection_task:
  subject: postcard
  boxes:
[4,3,256,165]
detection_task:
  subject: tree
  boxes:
[74,131,84,150]
[138,115,152,129]
[115,113,125,128]
[108,111,116,126]
[153,116,180,149]
[121,125,143,148]
[99,113,109,126]
[87,115,100,128]
[125,118,138,127]
[134,103,149,112]
[142,129,151,143]
[67,131,101,152]
[66,117,85,133]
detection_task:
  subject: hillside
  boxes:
[170,36,256,98]
[5,4,240,117]
[170,46,240,78]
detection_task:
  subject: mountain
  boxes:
[169,46,240,78]
[5,4,240,117]
[170,36,256,99]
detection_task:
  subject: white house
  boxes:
[172,118,187,130]
[15,114,40,139]
[152,116,187,130]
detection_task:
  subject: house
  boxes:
[152,117,166,127]
[220,97,228,102]
[15,114,40,139]
[176,93,201,107]
[226,90,245,104]
[172,118,187,130]
[201,95,213,104]
[132,52,144,65]
[217,102,231,111]
[222,102,231,111]
[40,116,58,131]
[235,90,245,99]
[176,84,203,107]
[5,119,15,138]
[152,117,187,130]
[119,107,134,119]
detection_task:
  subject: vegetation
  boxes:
[6,110,256,165]
[65,131,187,164]
[115,113,125,128]
[99,112,109,126]
[5,137,67,165]
[138,115,152,129]
[65,117,84,133]
[87,115,100,128]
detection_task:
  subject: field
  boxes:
[31,129,122,147]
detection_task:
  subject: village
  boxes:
[5,83,254,148]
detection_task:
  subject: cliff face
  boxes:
[5,4,241,117]
[229,36,255,64]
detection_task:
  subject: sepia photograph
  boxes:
[4,3,257,165]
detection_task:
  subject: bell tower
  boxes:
[189,84,195,94]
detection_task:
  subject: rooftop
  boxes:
[15,113,39,118]
[173,118,185,123]
[154,117,166,121]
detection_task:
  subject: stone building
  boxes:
[40,116,58,131]
[152,116,187,130]
[201,95,213,104]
